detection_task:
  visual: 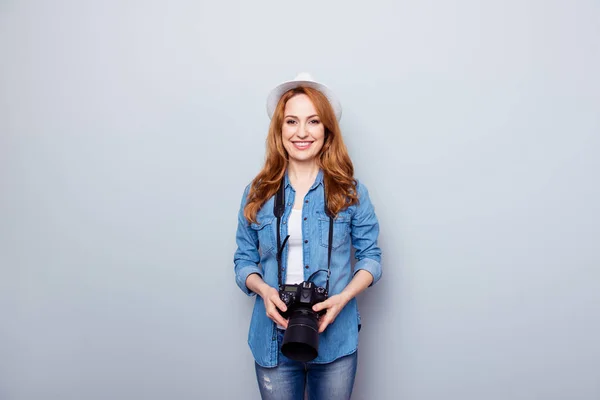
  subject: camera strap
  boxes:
[274,179,333,293]
[274,180,288,292]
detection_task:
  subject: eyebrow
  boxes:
[284,114,320,119]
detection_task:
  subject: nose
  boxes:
[296,123,309,138]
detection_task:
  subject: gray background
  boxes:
[1,0,599,399]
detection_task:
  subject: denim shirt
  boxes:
[233,169,382,368]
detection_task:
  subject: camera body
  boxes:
[278,281,328,319]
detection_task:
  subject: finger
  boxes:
[272,313,288,328]
[313,299,330,312]
[318,317,330,333]
[272,296,287,313]
[266,305,288,328]
[266,311,286,328]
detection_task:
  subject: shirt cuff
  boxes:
[235,264,263,296]
[354,257,382,286]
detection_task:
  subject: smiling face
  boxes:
[281,94,325,165]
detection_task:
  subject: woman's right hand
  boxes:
[260,286,289,328]
[245,273,288,328]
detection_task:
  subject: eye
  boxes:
[286,120,297,125]
[310,119,321,125]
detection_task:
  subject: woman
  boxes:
[233,73,382,400]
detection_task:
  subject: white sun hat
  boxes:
[266,72,343,121]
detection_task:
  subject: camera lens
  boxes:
[281,308,320,362]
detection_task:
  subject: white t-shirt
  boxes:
[278,208,304,330]
[285,208,304,285]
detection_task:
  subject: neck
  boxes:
[287,160,319,186]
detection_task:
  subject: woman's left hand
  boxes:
[312,293,351,333]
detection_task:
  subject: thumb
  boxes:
[313,299,329,312]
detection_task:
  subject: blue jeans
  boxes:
[254,329,358,400]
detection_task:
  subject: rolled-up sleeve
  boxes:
[351,181,382,286]
[233,185,263,296]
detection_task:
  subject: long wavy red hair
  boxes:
[244,86,358,224]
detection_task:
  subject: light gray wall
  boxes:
[1,1,599,399]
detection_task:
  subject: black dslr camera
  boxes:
[278,281,328,362]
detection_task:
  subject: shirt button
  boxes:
[305,265,309,269]
[304,240,308,244]
[283,221,286,224]
[303,217,307,221]
[305,200,309,204]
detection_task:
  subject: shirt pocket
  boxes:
[250,214,276,256]
[318,210,351,250]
